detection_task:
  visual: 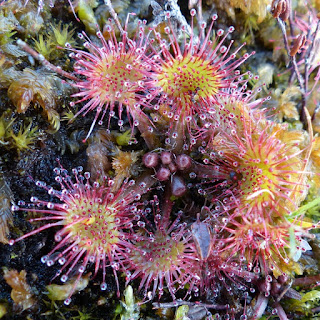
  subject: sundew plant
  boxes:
[1,0,320,319]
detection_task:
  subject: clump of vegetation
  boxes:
[0,110,39,155]
[33,21,76,60]
[2,268,37,312]
[228,0,272,22]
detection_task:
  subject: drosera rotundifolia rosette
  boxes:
[9,164,155,304]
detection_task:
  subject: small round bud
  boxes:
[143,152,159,168]
[156,167,171,181]
[168,162,177,173]
[160,151,172,165]
[176,154,192,171]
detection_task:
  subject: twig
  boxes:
[276,17,304,91]
[305,19,320,94]
[16,39,78,81]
